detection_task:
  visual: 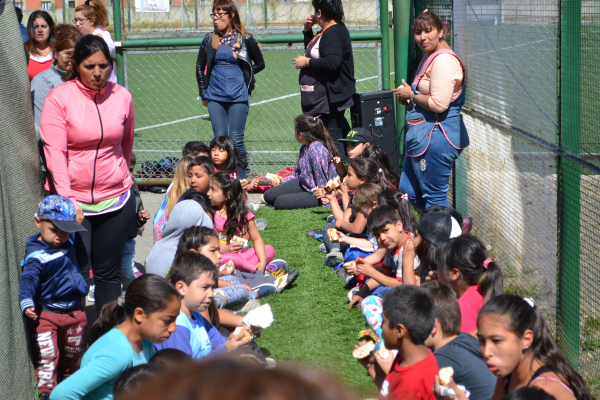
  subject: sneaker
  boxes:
[248,203,260,212]
[319,243,327,254]
[253,283,277,298]
[255,218,267,231]
[276,269,299,293]
[307,228,323,238]
[87,285,95,303]
[260,194,267,204]
[327,215,335,223]
[325,252,344,268]
[228,299,261,314]
[265,357,277,368]
[336,268,350,281]
[265,259,289,276]
[347,286,361,302]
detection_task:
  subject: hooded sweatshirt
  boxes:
[145,200,213,277]
[40,79,134,210]
[433,332,496,400]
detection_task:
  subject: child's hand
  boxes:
[321,196,330,205]
[248,177,259,191]
[269,178,281,187]
[242,284,252,293]
[349,293,364,309]
[240,179,250,192]
[225,243,243,253]
[345,262,359,276]
[354,340,375,369]
[312,188,326,199]
[138,209,150,222]
[325,190,337,201]
[24,307,37,320]
[355,258,375,277]
[433,376,469,400]
[225,331,253,352]
[374,347,394,375]
[254,261,266,273]
[219,265,235,276]
[338,232,347,243]
[425,270,438,283]
[339,182,349,196]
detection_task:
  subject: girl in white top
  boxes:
[73,0,117,83]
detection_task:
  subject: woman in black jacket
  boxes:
[293,0,356,157]
[196,0,265,179]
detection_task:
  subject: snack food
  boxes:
[438,367,454,386]
[265,173,283,185]
[220,260,234,272]
[378,342,389,360]
[324,176,342,192]
[231,236,249,249]
[327,228,339,242]
[352,341,375,359]
[343,260,356,269]
[233,326,252,340]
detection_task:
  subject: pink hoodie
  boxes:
[40,79,134,211]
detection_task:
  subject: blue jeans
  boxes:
[207,100,249,178]
[120,239,136,289]
[400,132,462,210]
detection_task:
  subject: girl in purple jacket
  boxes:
[264,115,339,210]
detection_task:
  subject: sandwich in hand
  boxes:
[352,341,375,359]
[438,367,454,386]
[233,326,252,340]
[327,228,339,242]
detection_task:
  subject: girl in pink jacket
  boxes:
[40,35,136,313]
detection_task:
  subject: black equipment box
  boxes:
[350,91,399,173]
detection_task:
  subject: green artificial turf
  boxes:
[251,206,379,399]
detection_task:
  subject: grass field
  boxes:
[249,205,379,398]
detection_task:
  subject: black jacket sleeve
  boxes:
[307,24,344,73]
[246,35,265,75]
[303,29,315,49]
[196,34,210,99]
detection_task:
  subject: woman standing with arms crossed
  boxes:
[393,11,469,210]
[196,0,265,179]
[25,11,55,81]
[293,0,356,158]
[40,35,136,313]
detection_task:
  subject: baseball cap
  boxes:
[417,212,461,247]
[338,127,373,144]
[36,195,86,233]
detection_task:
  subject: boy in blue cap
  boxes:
[19,195,89,400]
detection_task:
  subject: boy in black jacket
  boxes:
[423,281,496,400]
[19,195,88,399]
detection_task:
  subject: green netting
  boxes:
[0,0,43,398]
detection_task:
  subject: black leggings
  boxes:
[320,106,351,157]
[75,191,136,314]
[263,179,320,210]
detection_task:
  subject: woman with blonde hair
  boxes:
[153,155,194,242]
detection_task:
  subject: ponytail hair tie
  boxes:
[85,0,93,6]
[483,258,491,269]
[230,173,237,179]
[117,292,126,307]
[314,115,321,121]
[400,193,408,200]
[422,8,428,13]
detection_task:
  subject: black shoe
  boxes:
[307,228,323,238]
[325,252,344,268]
[277,269,299,293]
[39,393,50,400]
[336,268,350,281]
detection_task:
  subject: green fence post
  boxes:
[194,0,198,30]
[263,0,268,29]
[113,0,125,86]
[392,0,410,162]
[380,0,390,90]
[62,0,66,24]
[127,0,131,32]
[557,0,581,368]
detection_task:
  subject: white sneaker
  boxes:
[228,299,261,314]
[87,285,95,303]
[347,286,360,302]
[247,203,260,212]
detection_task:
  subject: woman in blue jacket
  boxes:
[196,0,265,179]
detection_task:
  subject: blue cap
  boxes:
[36,195,86,233]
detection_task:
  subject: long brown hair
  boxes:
[166,155,193,219]
[210,0,248,50]
[75,0,110,28]
[52,24,83,80]
[294,115,340,159]
[25,11,55,57]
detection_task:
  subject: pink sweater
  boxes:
[40,79,134,210]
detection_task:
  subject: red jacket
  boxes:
[40,79,134,210]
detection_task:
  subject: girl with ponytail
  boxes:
[438,234,504,335]
[263,114,339,209]
[51,275,180,400]
[474,295,592,400]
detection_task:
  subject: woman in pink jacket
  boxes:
[40,35,136,313]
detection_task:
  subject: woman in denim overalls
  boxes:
[196,0,265,179]
[393,11,469,210]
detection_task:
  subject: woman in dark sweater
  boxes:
[293,0,356,157]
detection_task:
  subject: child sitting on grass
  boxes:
[156,252,252,358]
[355,285,438,399]
[362,144,401,189]
[210,136,258,191]
[187,156,215,193]
[423,281,496,400]
[20,195,88,400]
[208,172,275,273]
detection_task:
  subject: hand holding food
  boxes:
[438,367,454,386]
[327,228,339,242]
[352,340,375,359]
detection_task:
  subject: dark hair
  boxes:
[75,0,110,28]
[382,285,435,345]
[178,190,214,221]
[149,349,192,370]
[352,183,382,216]
[25,11,55,56]
[479,295,593,400]
[130,152,137,168]
[501,387,556,400]
[311,0,345,24]
[174,226,218,260]
[15,6,23,23]
[366,205,401,235]
[421,206,463,229]
[210,172,249,239]
[349,158,390,190]
[121,357,356,400]
[422,281,461,337]
[440,235,504,303]
[362,145,400,189]
[211,0,248,50]
[182,141,210,157]
[188,155,215,176]
[294,115,340,159]
[415,211,460,277]
[113,364,166,400]
[377,189,418,234]
[209,136,247,173]
[85,274,180,351]
[67,35,114,81]
[168,252,218,287]
[413,10,446,39]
